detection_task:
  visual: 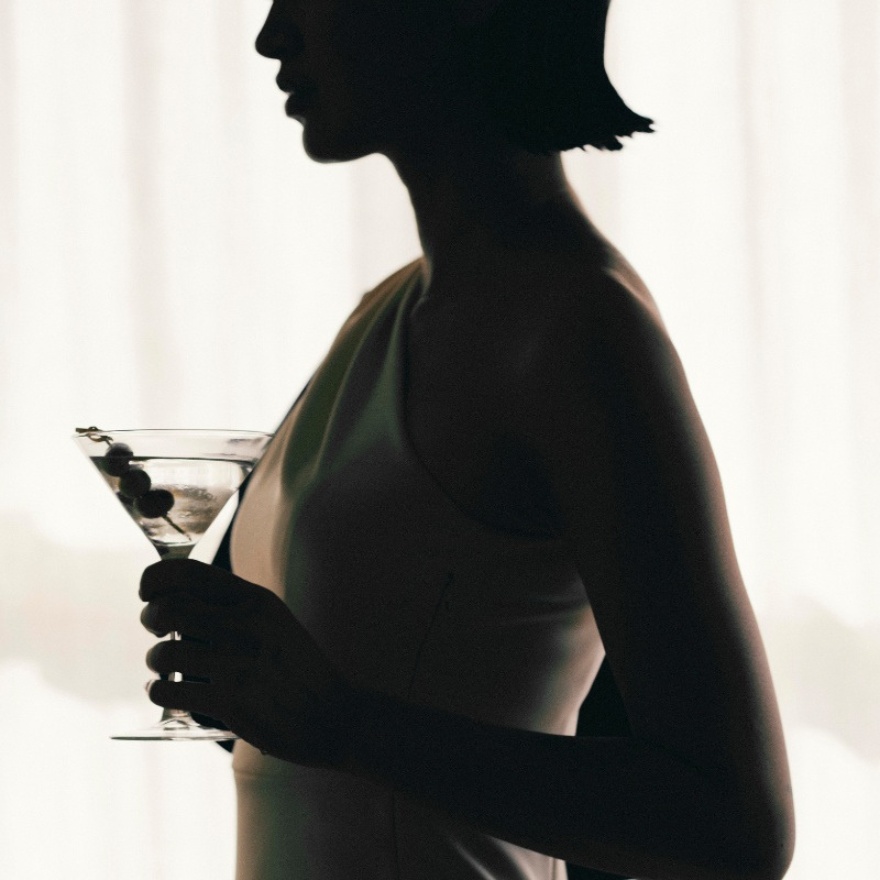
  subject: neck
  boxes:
[384,125,590,292]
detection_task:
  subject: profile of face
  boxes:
[256,0,464,163]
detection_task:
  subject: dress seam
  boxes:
[392,569,456,880]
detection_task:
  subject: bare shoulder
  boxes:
[487,242,686,433]
[517,249,728,554]
[403,237,688,532]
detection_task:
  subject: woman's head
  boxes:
[256,0,653,162]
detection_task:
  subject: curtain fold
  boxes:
[1,1,876,877]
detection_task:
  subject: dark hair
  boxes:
[456,0,654,155]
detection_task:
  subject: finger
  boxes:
[139,558,266,606]
[141,596,261,652]
[140,596,204,637]
[180,633,215,678]
[146,639,253,679]
[191,711,231,731]
[147,639,214,677]
[140,599,176,637]
[147,679,229,720]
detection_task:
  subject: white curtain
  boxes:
[1,1,877,877]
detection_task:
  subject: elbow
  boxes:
[685,825,793,880]
[674,774,796,880]
[748,825,795,880]
[727,844,794,880]
[723,800,795,880]
[752,780,796,880]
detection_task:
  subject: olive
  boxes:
[103,443,134,476]
[118,468,152,499]
[135,489,175,518]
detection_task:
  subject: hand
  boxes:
[140,558,351,767]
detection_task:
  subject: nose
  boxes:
[255,7,304,60]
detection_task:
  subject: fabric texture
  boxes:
[227,259,606,880]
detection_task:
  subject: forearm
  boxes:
[337,688,776,880]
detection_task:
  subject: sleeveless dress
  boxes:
[229,258,606,880]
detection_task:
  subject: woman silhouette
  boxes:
[139,2,795,879]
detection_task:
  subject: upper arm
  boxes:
[521,277,793,847]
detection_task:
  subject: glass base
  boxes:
[111,714,238,742]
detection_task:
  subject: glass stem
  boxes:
[158,544,192,720]
[158,632,188,721]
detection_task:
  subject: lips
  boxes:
[276,74,317,116]
[276,70,313,93]
[285,90,316,117]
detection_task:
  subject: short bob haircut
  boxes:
[455,0,654,155]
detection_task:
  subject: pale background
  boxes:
[1,1,878,877]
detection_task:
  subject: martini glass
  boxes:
[73,427,273,741]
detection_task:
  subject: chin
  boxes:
[298,111,382,165]
[302,136,372,165]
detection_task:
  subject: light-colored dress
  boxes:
[230,258,605,880]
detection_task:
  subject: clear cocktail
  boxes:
[73,427,273,741]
